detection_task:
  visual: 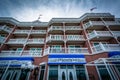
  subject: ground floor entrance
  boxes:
[48,65,86,80]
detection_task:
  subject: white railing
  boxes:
[0,36,5,43]
[66,35,85,41]
[27,39,44,44]
[31,30,46,34]
[84,21,104,29]
[92,43,120,53]
[48,26,63,31]
[44,47,89,55]
[0,25,13,33]
[65,26,82,30]
[22,50,42,57]
[105,21,120,25]
[49,48,65,53]
[14,30,30,34]
[48,26,82,31]
[67,48,88,53]
[83,21,92,29]
[7,39,27,44]
[112,31,120,37]
[0,51,21,57]
[88,30,112,39]
[46,35,64,42]
[0,50,42,57]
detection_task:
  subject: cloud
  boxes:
[0,0,120,22]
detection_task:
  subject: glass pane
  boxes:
[98,66,111,80]
[39,70,45,80]
[19,69,29,80]
[62,72,65,80]
[60,65,66,69]
[17,48,22,51]
[76,65,86,80]
[76,70,86,80]
[67,65,73,69]
[49,65,58,69]
[49,70,58,80]
[93,43,99,46]
[69,72,73,80]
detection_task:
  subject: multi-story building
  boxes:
[0,13,120,80]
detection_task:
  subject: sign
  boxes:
[48,54,86,64]
[109,51,120,58]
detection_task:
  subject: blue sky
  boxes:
[0,0,120,22]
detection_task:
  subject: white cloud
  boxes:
[6,0,120,22]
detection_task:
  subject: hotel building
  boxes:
[0,13,120,80]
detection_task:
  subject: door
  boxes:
[59,65,77,80]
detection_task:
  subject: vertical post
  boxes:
[1,61,11,80]
[84,65,89,80]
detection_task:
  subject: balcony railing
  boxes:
[112,31,120,37]
[14,30,30,34]
[65,26,82,30]
[46,35,64,42]
[0,36,5,43]
[0,25,13,33]
[44,47,89,55]
[22,50,42,57]
[31,30,46,34]
[67,48,89,53]
[84,21,104,29]
[0,50,42,57]
[105,21,120,26]
[27,39,44,44]
[48,26,82,31]
[48,26,63,32]
[84,21,120,29]
[66,35,85,41]
[7,39,27,44]
[88,30,112,39]
[92,43,120,53]
[0,51,21,57]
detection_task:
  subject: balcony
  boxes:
[44,47,89,55]
[65,26,82,30]
[66,35,85,41]
[31,30,46,34]
[48,26,82,32]
[22,50,42,57]
[46,35,64,42]
[14,30,30,34]
[27,39,44,44]
[84,21,120,29]
[0,50,21,57]
[105,21,120,26]
[0,25,13,33]
[92,43,120,53]
[0,50,42,57]
[48,26,63,32]
[88,30,113,39]
[112,31,120,37]
[7,39,27,44]
[0,36,5,43]
[84,21,104,29]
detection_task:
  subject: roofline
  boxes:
[0,13,115,26]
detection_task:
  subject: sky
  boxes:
[0,0,120,22]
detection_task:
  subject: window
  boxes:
[97,65,111,80]
[39,65,46,80]
[48,65,58,80]
[68,45,81,48]
[51,45,61,49]
[68,45,81,53]
[75,65,86,80]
